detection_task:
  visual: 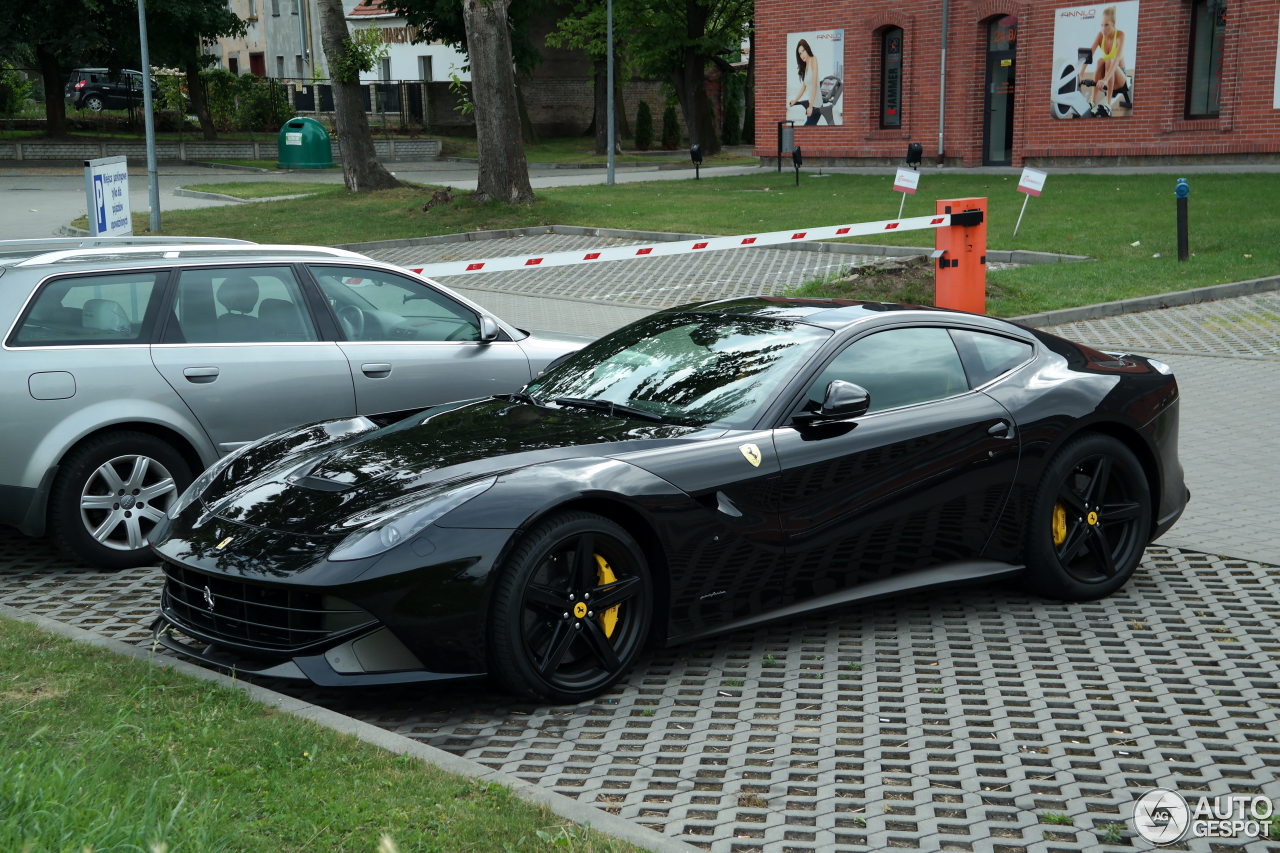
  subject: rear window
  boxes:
[8,271,162,346]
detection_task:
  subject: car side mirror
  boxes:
[479,315,500,342]
[796,380,871,424]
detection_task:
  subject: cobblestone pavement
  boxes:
[1,536,1277,853]
[364,234,896,309]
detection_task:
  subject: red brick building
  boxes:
[753,0,1279,166]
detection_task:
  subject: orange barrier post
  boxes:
[934,197,988,314]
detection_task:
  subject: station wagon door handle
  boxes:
[182,367,220,383]
[361,363,392,378]
[988,420,1013,438]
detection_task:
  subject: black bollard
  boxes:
[1176,178,1190,262]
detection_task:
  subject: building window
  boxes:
[228,56,240,75]
[419,56,434,82]
[247,0,257,18]
[1186,0,1224,117]
[880,27,904,128]
[380,57,392,82]
[276,55,285,78]
[271,0,279,17]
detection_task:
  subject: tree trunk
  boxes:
[672,49,720,156]
[462,0,533,205]
[316,0,403,192]
[37,47,66,137]
[185,60,217,141]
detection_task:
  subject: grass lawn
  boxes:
[184,181,335,199]
[0,615,634,853]
[155,171,1279,317]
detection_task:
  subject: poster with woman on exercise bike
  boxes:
[785,30,844,126]
[1050,1,1139,119]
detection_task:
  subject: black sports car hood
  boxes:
[201,398,705,535]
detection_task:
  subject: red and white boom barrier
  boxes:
[403,197,990,314]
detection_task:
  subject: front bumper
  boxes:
[152,614,483,687]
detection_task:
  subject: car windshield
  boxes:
[525,312,830,428]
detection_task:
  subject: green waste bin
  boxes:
[276,116,333,169]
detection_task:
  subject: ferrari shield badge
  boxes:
[739,443,762,468]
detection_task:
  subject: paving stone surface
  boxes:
[1,536,1276,853]
[366,235,895,309]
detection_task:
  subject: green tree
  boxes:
[661,103,680,150]
[0,0,136,136]
[141,0,247,140]
[634,100,653,150]
[551,0,750,156]
[317,0,403,191]
[382,0,536,203]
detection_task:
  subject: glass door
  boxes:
[983,16,1018,166]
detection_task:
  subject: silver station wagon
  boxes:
[0,238,585,570]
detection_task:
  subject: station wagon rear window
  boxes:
[8,271,161,347]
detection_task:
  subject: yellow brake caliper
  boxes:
[1052,502,1067,546]
[594,554,621,638]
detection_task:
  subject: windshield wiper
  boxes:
[552,397,665,422]
[495,391,542,405]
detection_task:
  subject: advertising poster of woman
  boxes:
[785,30,845,126]
[1050,1,1139,119]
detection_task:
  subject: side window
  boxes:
[880,27,904,128]
[1185,0,1225,118]
[309,265,482,342]
[950,329,1034,386]
[167,267,318,343]
[806,327,968,414]
[9,271,161,346]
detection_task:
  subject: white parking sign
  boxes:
[84,155,132,236]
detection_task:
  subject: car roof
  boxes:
[0,238,369,269]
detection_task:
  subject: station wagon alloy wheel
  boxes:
[50,431,192,571]
[80,454,177,551]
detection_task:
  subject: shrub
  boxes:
[0,64,33,117]
[660,104,680,150]
[634,101,653,150]
[203,69,290,132]
[722,96,741,146]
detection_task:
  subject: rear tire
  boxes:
[48,431,192,571]
[488,512,652,703]
[83,94,105,112]
[1024,434,1151,601]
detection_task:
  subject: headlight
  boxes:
[328,476,497,562]
[167,442,254,520]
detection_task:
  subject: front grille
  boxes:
[161,563,375,654]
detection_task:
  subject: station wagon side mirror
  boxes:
[479,315,500,342]
[796,380,871,424]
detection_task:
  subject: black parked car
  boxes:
[152,297,1187,702]
[65,68,157,111]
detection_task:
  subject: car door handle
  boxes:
[988,420,1013,438]
[361,362,392,378]
[182,367,219,383]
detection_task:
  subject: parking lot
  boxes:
[2,233,1277,851]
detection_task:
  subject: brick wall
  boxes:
[754,0,1280,166]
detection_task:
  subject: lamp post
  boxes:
[137,0,160,232]
[606,0,615,186]
[690,143,703,179]
[791,145,802,186]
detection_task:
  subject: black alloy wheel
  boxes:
[1025,433,1151,600]
[488,512,652,702]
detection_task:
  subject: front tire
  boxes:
[488,512,652,703]
[48,431,192,571]
[1024,434,1151,600]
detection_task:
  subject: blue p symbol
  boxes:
[93,174,108,232]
